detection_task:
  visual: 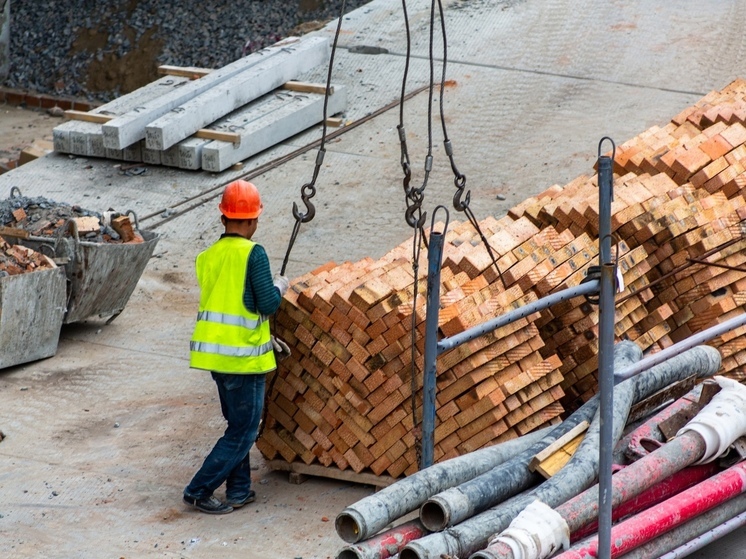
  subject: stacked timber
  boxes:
[52,36,347,172]
[259,78,746,479]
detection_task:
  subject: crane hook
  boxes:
[292,182,316,223]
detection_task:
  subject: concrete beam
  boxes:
[53,74,191,157]
[101,36,321,150]
[200,86,347,172]
[144,36,330,151]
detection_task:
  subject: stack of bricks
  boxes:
[258,78,746,478]
[256,215,570,478]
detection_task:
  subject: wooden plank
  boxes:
[284,81,334,95]
[528,419,589,473]
[534,432,584,478]
[157,64,212,78]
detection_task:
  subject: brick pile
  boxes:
[0,237,55,276]
[257,78,746,478]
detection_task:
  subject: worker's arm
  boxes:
[243,244,283,315]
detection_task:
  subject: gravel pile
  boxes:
[6,0,370,102]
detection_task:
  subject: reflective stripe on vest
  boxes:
[190,340,274,357]
[196,310,266,330]
[189,236,277,374]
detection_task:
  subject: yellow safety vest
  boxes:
[189,236,276,374]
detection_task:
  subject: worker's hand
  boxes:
[273,274,290,296]
[271,336,291,361]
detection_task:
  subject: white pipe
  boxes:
[677,376,746,464]
[491,500,569,559]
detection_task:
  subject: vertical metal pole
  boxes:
[597,138,615,559]
[421,225,445,469]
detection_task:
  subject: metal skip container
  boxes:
[51,217,160,324]
[0,265,66,368]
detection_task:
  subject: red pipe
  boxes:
[336,520,428,559]
[570,463,718,542]
[553,460,746,559]
[621,387,702,462]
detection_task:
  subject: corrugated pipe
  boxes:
[619,492,746,559]
[334,426,552,544]
[552,459,746,558]
[419,341,641,533]
[489,374,746,559]
[400,345,721,559]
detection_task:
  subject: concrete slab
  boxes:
[2,0,746,558]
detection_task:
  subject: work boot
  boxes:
[183,494,233,515]
[226,490,256,509]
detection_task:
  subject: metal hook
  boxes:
[405,200,427,229]
[453,184,470,212]
[9,186,22,199]
[292,183,316,223]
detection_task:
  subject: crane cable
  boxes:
[279,0,347,277]
[397,0,441,465]
[433,0,505,288]
[259,1,347,439]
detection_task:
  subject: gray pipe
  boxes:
[420,341,642,532]
[400,345,721,559]
[335,426,553,543]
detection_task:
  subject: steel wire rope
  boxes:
[395,0,445,467]
[433,0,505,288]
[259,0,347,440]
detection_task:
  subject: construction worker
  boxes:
[183,179,290,515]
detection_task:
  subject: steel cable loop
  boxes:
[397,0,429,465]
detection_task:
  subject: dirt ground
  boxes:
[0,105,59,164]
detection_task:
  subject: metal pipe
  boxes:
[621,494,746,559]
[553,460,746,559]
[437,280,600,353]
[596,142,615,559]
[335,427,552,543]
[558,431,708,536]
[403,345,720,559]
[614,311,746,382]
[420,343,640,532]
[615,384,703,464]
[471,345,721,559]
[597,263,616,559]
[336,520,428,559]
[422,223,446,469]
[571,464,719,543]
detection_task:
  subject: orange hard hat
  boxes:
[219,180,263,219]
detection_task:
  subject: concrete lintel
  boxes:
[101,37,314,151]
[144,36,330,151]
[200,86,347,172]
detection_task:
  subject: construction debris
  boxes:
[0,237,54,276]
[0,194,142,243]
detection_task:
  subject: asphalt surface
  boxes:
[2,0,746,558]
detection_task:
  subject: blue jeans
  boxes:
[184,372,265,501]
